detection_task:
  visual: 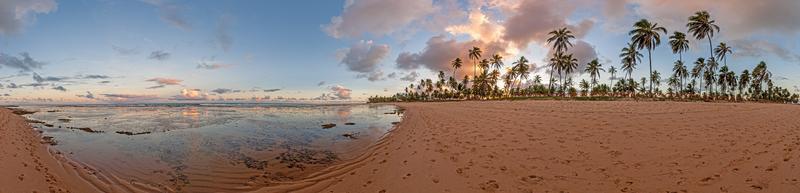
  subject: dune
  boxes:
[260,101,800,193]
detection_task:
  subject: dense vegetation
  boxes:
[369,10,799,104]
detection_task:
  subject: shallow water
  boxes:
[22,103,401,192]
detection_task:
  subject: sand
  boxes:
[0,108,109,193]
[4,101,800,192]
[260,101,800,193]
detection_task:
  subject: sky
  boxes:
[1,0,799,104]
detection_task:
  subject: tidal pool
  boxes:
[22,103,402,192]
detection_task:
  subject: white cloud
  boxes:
[0,0,56,35]
[324,0,435,38]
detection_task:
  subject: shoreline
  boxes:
[5,101,800,192]
[0,108,106,193]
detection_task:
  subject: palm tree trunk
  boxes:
[648,48,653,95]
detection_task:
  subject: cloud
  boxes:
[112,45,140,55]
[51,85,66,92]
[172,88,209,100]
[148,50,171,61]
[605,1,800,39]
[323,0,435,38]
[210,88,241,94]
[0,52,45,71]
[101,93,160,102]
[329,85,352,100]
[395,35,511,75]
[76,91,95,99]
[146,77,182,89]
[33,73,69,83]
[544,40,598,75]
[262,88,280,92]
[98,80,112,84]
[502,0,593,49]
[141,0,191,30]
[215,15,233,52]
[731,39,800,64]
[400,71,420,82]
[338,40,390,81]
[0,0,57,35]
[196,60,231,70]
[77,74,111,79]
[317,81,326,86]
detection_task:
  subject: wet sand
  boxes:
[260,101,800,193]
[0,108,104,193]
[4,101,800,192]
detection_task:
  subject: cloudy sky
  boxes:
[1,0,798,103]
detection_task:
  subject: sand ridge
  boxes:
[260,101,800,193]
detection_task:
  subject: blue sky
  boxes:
[1,0,799,103]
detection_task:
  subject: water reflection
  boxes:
[23,104,401,192]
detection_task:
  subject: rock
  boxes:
[342,132,359,139]
[321,123,336,129]
[115,131,152,136]
[344,122,355,125]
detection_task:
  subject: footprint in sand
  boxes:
[478,180,500,192]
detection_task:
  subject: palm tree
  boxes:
[512,56,530,91]
[479,59,490,74]
[585,59,604,88]
[714,42,733,67]
[672,60,688,93]
[630,19,667,93]
[533,75,542,85]
[560,54,579,94]
[468,47,482,78]
[706,58,719,93]
[490,54,504,70]
[738,70,750,96]
[718,66,730,94]
[669,31,690,62]
[608,65,618,88]
[579,79,590,96]
[691,58,706,93]
[451,58,462,78]
[547,27,575,54]
[651,70,661,92]
[620,42,642,79]
[546,27,575,92]
[687,10,720,62]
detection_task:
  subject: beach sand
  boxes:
[260,101,800,193]
[4,101,800,192]
[0,108,107,193]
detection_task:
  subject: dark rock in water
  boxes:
[344,122,355,125]
[342,132,359,139]
[57,118,71,123]
[9,108,36,115]
[44,123,54,127]
[115,131,152,136]
[41,136,57,145]
[321,123,336,129]
[26,119,45,124]
[276,148,337,170]
[46,110,61,113]
[69,127,102,133]
[391,121,400,125]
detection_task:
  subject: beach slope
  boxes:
[263,101,800,193]
[0,108,103,193]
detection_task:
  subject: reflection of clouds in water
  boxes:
[336,106,352,123]
[180,107,202,119]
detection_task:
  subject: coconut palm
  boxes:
[669,31,690,62]
[512,56,531,91]
[608,65,618,88]
[451,58,462,78]
[533,75,542,85]
[560,54,579,93]
[585,59,604,88]
[630,19,667,93]
[687,10,720,62]
[620,42,642,79]
[718,66,730,94]
[691,58,706,93]
[546,27,575,92]
[479,59,490,74]
[490,54,504,70]
[672,60,688,93]
[738,70,750,96]
[714,42,733,67]
[706,58,719,93]
[547,27,575,54]
[650,70,661,91]
[468,47,482,78]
